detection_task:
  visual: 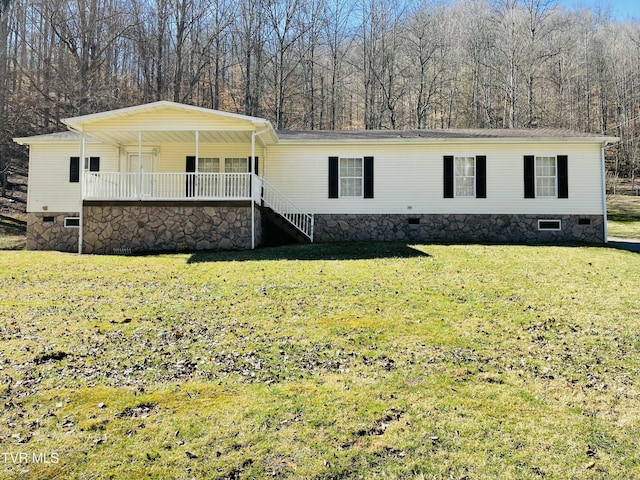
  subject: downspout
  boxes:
[251,129,256,249]
[601,141,609,243]
[79,133,86,254]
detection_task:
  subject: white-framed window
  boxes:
[83,157,100,172]
[198,157,220,172]
[454,156,475,197]
[538,219,562,231]
[224,157,249,172]
[64,217,80,228]
[339,157,363,197]
[536,156,556,197]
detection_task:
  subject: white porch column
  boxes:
[137,131,142,198]
[78,133,86,254]
[195,130,199,199]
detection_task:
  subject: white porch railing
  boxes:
[84,172,252,200]
[259,177,314,241]
[84,171,314,242]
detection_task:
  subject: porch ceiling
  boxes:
[85,129,263,146]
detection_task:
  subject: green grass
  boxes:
[607,194,640,239]
[1,242,639,479]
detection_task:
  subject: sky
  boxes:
[560,0,640,21]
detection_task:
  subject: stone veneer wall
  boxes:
[82,202,261,254]
[27,213,80,252]
[314,214,605,244]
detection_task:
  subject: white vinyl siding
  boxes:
[265,142,605,215]
[26,142,118,213]
[23,127,606,218]
[455,156,475,197]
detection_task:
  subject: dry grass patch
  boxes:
[0,215,25,250]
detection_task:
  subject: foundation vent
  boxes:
[111,247,132,255]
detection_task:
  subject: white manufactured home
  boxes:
[14,101,617,254]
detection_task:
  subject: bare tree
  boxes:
[322,0,354,129]
[0,0,637,178]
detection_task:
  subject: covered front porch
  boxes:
[63,101,313,251]
[66,102,273,202]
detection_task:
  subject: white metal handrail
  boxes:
[260,177,314,241]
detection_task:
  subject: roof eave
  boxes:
[62,101,273,131]
[276,136,620,145]
[12,132,101,145]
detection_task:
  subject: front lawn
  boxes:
[0,243,639,479]
[607,194,640,239]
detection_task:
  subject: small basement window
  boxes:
[408,218,420,225]
[64,217,80,228]
[538,219,561,231]
[578,218,591,225]
[43,216,55,223]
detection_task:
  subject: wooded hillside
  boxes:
[1,0,639,189]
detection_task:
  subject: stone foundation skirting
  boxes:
[82,202,262,254]
[27,212,80,252]
[313,214,605,244]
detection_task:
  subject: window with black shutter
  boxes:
[328,156,339,198]
[476,155,487,198]
[525,155,568,198]
[89,157,100,172]
[69,157,80,183]
[524,155,535,198]
[444,155,485,198]
[364,156,374,199]
[443,156,454,198]
[557,155,568,198]
[186,156,196,197]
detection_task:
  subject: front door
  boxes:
[129,153,156,196]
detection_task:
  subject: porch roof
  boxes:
[60,101,278,147]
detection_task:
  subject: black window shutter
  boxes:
[476,155,486,198]
[524,155,535,198]
[252,157,259,175]
[186,156,196,172]
[186,156,196,197]
[364,156,374,198]
[70,157,80,183]
[557,155,568,198]
[443,156,454,198]
[328,156,339,198]
[89,157,100,172]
